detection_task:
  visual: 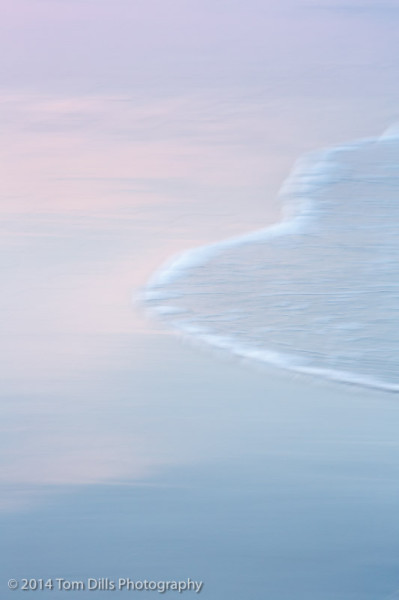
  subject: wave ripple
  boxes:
[144,130,399,392]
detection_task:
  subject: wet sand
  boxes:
[2,330,399,599]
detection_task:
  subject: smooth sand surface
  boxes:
[2,329,399,599]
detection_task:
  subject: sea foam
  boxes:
[143,130,399,393]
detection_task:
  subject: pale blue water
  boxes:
[145,131,399,392]
[3,1,399,598]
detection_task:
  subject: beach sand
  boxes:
[2,120,399,599]
[2,2,399,598]
[2,329,399,599]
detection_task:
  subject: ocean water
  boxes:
[144,128,399,392]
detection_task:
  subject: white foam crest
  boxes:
[146,149,339,293]
[146,136,380,295]
[142,128,399,393]
[172,322,399,394]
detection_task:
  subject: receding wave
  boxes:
[143,127,399,393]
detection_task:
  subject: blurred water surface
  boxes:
[2,0,399,598]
